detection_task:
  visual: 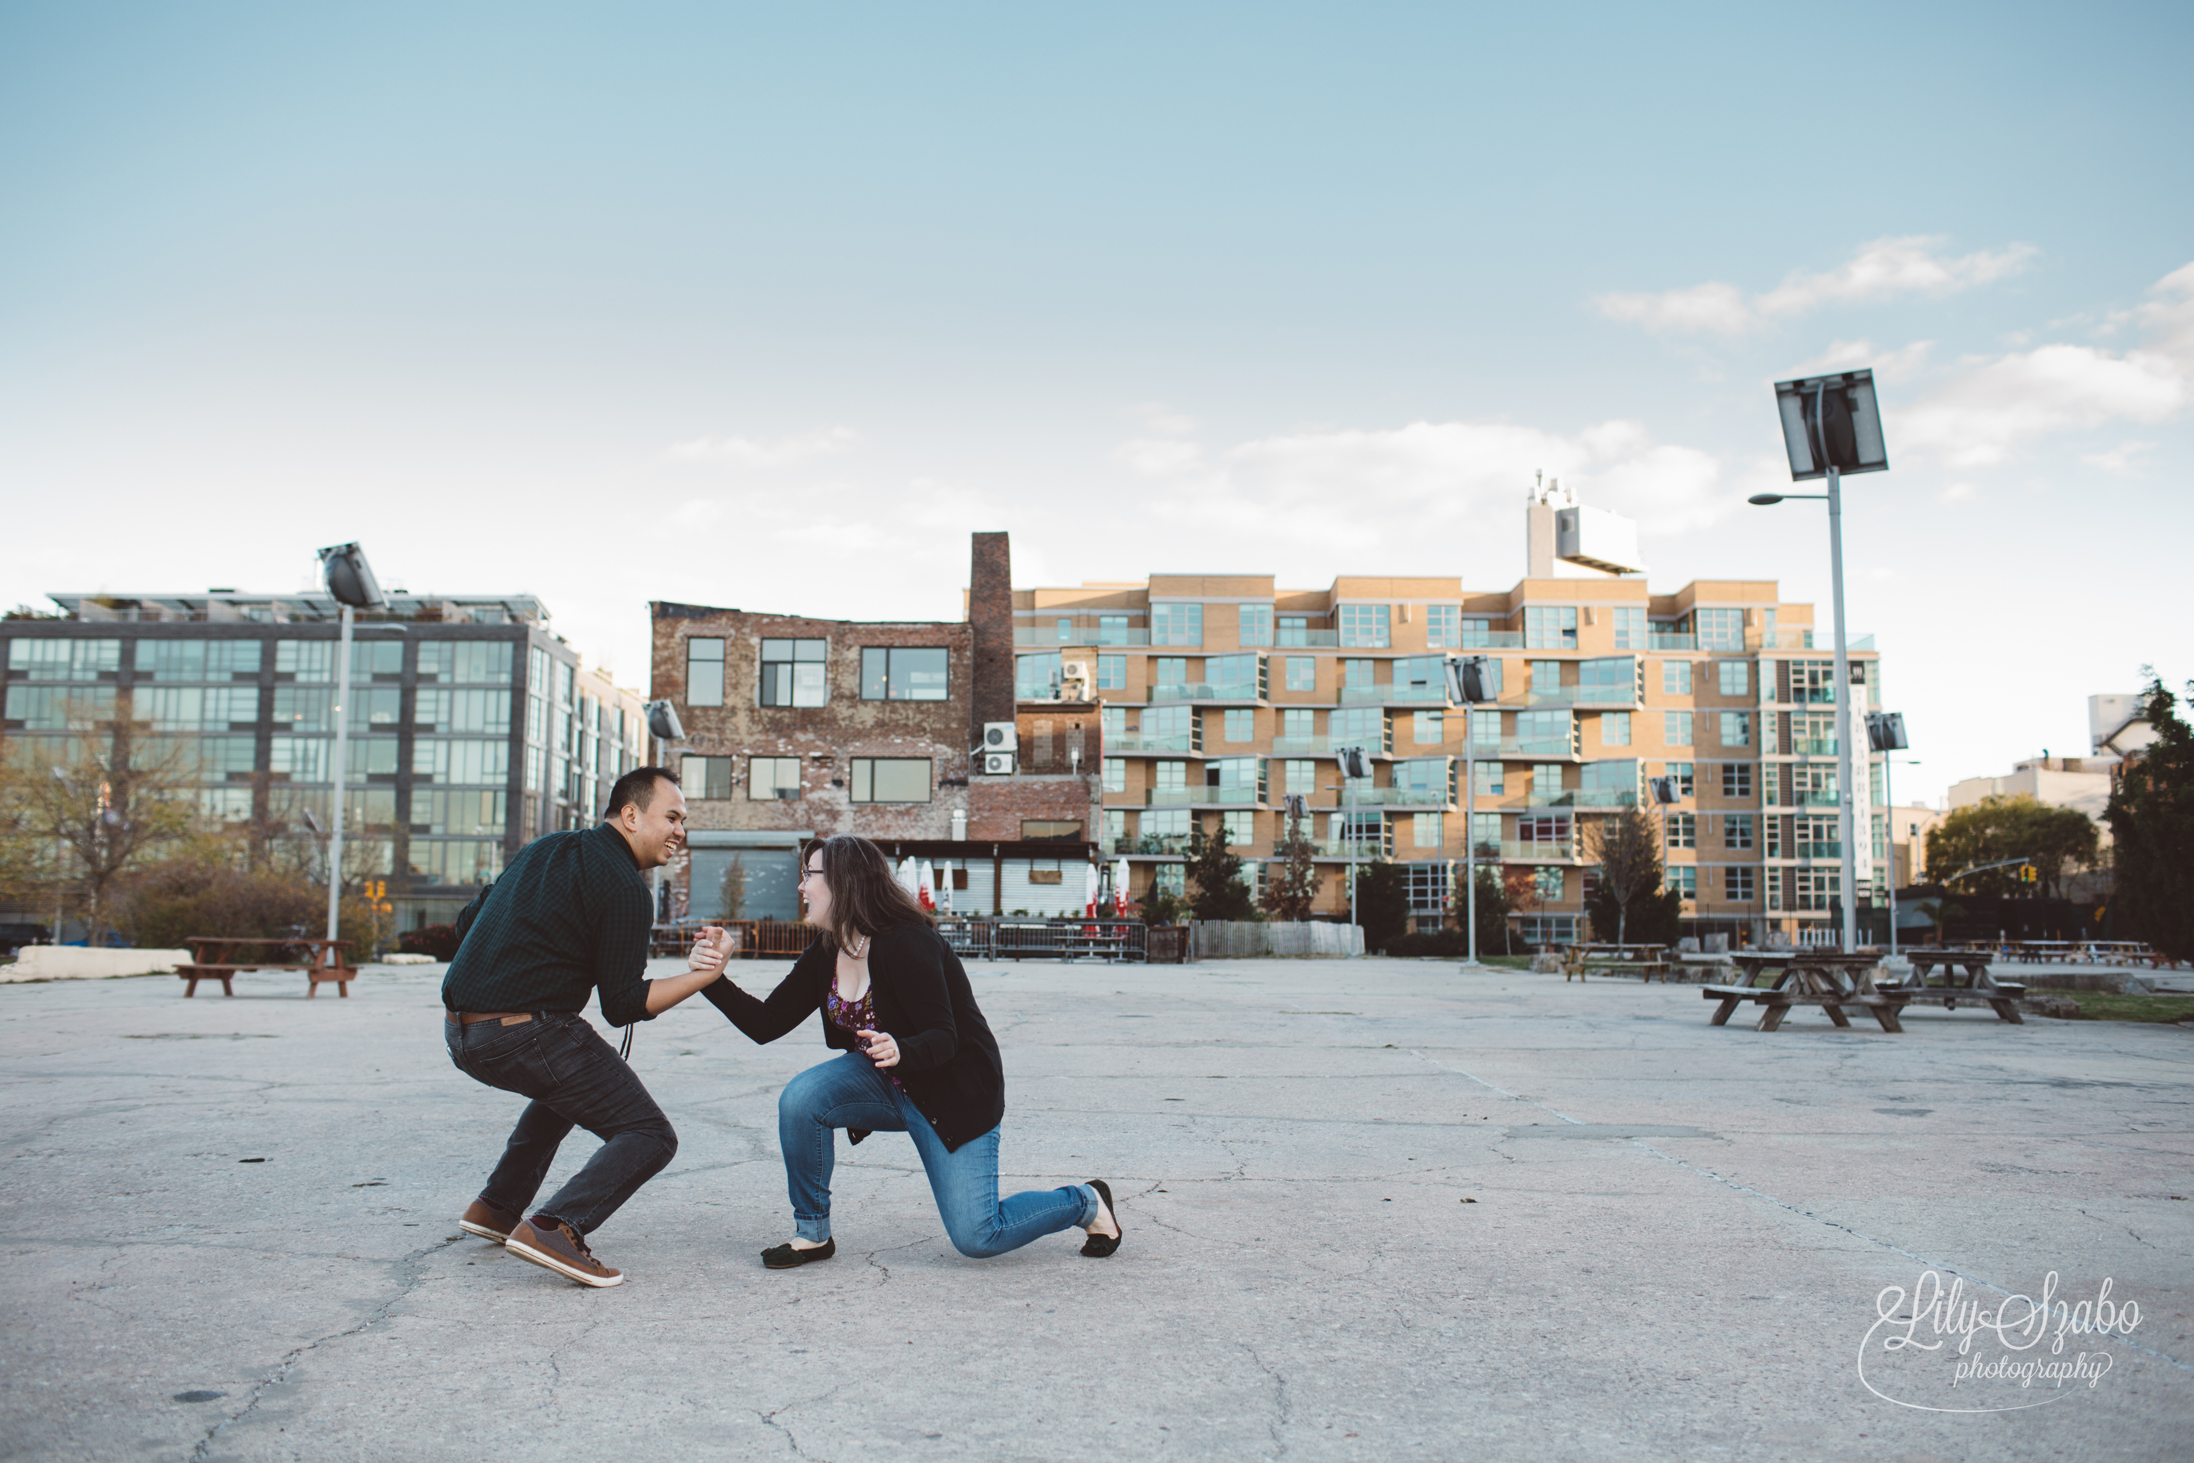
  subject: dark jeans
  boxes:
[444,1012,677,1235]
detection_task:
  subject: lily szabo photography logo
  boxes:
[1859,1270,2143,1413]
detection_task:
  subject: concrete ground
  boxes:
[2,957,2190,1463]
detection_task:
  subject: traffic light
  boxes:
[2019,864,2038,885]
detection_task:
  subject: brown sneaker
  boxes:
[459,1198,521,1243]
[505,1218,624,1288]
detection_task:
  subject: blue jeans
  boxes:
[779,1051,1097,1257]
[444,1012,678,1234]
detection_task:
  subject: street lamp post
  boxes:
[1334,746,1369,944]
[1866,711,1912,959]
[1760,369,1889,954]
[1445,655,1496,970]
[317,544,384,946]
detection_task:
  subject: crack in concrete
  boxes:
[755,1384,843,1459]
[863,1235,927,1283]
[188,1231,464,1461]
[1239,1341,1291,1458]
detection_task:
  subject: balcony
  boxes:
[1115,834,1191,855]
[1271,735,1389,758]
[1341,786,1449,807]
[1278,836,1394,859]
[1787,738,1837,756]
[1145,785,1264,806]
[1649,633,1696,651]
[1431,632,1525,650]
[1527,789,1638,809]
[1276,629,1341,647]
[1525,685,1639,709]
[1338,683,1446,705]
[1499,840,1581,863]
[1106,733,1197,754]
[1149,682,1262,703]
[1484,738,1581,761]
[1015,627,1154,647]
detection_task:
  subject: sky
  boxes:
[3,1,2190,808]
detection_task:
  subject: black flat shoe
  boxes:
[1080,1179,1122,1258]
[761,1237,836,1269]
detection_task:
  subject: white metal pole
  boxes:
[1464,714,1476,965]
[326,603,353,944]
[1347,770,1358,943]
[1884,749,1897,961]
[1827,463,1858,952]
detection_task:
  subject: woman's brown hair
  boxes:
[803,835,932,951]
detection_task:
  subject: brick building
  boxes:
[649,534,1103,921]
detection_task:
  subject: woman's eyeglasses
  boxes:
[798,866,826,884]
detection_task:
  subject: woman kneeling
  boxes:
[703,835,1122,1267]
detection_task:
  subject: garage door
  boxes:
[688,847,801,921]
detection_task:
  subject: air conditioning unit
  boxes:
[982,722,1018,753]
[1060,660,1093,691]
[982,751,1017,775]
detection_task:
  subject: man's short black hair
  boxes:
[604,766,680,820]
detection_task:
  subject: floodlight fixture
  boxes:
[1444,655,1495,705]
[1774,370,1888,481]
[1649,776,1679,805]
[645,700,686,742]
[1866,711,1909,753]
[317,543,385,609]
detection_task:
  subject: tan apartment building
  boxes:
[1011,562,1886,945]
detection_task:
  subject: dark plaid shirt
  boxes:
[441,822,657,1027]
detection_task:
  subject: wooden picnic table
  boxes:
[178,937,355,998]
[1875,948,2024,1023]
[1702,949,1909,1032]
[1564,943,1670,983]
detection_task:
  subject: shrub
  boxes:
[114,858,392,959]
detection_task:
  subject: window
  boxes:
[1473,761,1504,796]
[1207,654,1261,697]
[9,638,121,681]
[1103,758,1126,792]
[1667,813,1696,849]
[1612,607,1647,650]
[1583,759,1640,804]
[1218,810,1254,846]
[1518,813,1570,844]
[1022,820,1083,841]
[1412,813,1444,848]
[1533,866,1565,899]
[1471,708,1500,746]
[412,790,507,836]
[1338,604,1391,648]
[759,639,827,707]
[683,755,737,799]
[1448,617,1494,649]
[1055,619,1073,644]
[1208,757,1264,794]
[748,756,800,799]
[1723,761,1754,798]
[1601,711,1631,747]
[1669,866,1697,898]
[1097,655,1126,690]
[1719,712,1752,747]
[1472,812,1502,853]
[860,647,949,701]
[1424,605,1461,648]
[1723,813,1755,849]
[1153,656,1187,688]
[1725,866,1756,902]
[417,641,513,684]
[1277,615,1313,646]
[1282,707,1317,740]
[1097,615,1132,645]
[1413,710,1443,745]
[1104,809,1129,848]
[1789,660,1837,704]
[1331,705,1384,748]
[1665,711,1693,746]
[1238,605,1273,646]
[1155,863,1186,896]
[1696,609,1744,651]
[1223,709,1255,742]
[274,686,332,730]
[1285,656,1316,692]
[1516,709,1570,751]
[849,757,930,803]
[1152,603,1203,646]
[1395,656,1443,693]
[1343,658,1374,688]
[1718,660,1751,697]
[1530,660,1561,693]
[1524,606,1578,649]
[1797,868,1841,911]
[1145,704,1196,749]
[410,737,509,785]
[1792,712,1837,754]
[1796,814,1840,859]
[132,640,203,681]
[1016,652,1061,699]
[276,641,334,682]
[409,839,505,885]
[1663,660,1692,695]
[1578,656,1636,698]
[1664,761,1694,796]
[1533,764,1565,798]
[1283,759,1317,792]
[1155,761,1188,792]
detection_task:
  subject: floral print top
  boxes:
[825,983,901,1089]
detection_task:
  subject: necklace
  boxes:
[844,934,870,960]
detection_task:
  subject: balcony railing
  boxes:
[1788,738,1837,756]
[1145,785,1264,806]
[1484,738,1581,760]
[1649,633,1696,651]
[1149,682,1262,703]
[1341,786,1449,807]
[1277,836,1394,859]
[1270,735,1390,758]
[1525,685,1639,709]
[1014,627,1154,647]
[1275,629,1341,647]
[1115,834,1190,855]
[1338,683,1446,705]
[1527,789,1638,808]
[1431,632,1525,650]
[1106,733,1196,754]
[1499,840,1581,863]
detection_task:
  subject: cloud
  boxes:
[661,427,861,468]
[1114,415,1728,560]
[1784,338,1934,382]
[1897,263,2194,467]
[1595,236,2037,336]
[2082,440,2157,474]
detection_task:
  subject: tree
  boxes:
[1582,806,1661,944]
[12,711,195,943]
[1354,858,1410,951]
[1259,804,1320,921]
[1502,867,1540,954]
[1454,862,1512,953]
[719,854,748,920]
[2105,675,2194,961]
[1925,794,2099,898]
[1185,825,1259,921]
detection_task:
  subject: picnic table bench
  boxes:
[1874,947,2024,1023]
[1702,949,1909,1032]
[178,937,355,997]
[1563,943,1670,982]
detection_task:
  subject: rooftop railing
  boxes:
[1105,733,1197,754]
[1145,785,1264,806]
[1337,683,1447,705]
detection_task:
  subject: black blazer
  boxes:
[702,921,1005,1151]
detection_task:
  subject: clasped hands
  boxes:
[686,926,733,976]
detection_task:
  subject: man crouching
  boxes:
[440,766,728,1287]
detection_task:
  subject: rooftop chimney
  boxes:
[969,532,1014,747]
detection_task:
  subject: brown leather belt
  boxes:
[446,1010,534,1026]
